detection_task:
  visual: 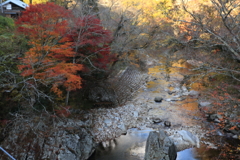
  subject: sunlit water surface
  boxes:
[89,129,203,160]
[89,60,225,160]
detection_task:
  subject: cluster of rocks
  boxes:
[207,113,239,139]
[0,100,191,160]
[198,101,240,139]
[1,59,228,160]
[88,88,207,159]
[0,117,95,160]
[165,85,200,100]
[126,127,202,160]
[152,79,238,141]
[0,67,150,160]
[89,103,149,143]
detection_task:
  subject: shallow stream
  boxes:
[89,128,205,160]
[89,60,228,160]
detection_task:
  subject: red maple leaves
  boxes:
[67,15,116,70]
[16,2,114,97]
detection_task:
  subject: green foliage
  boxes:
[0,16,14,32]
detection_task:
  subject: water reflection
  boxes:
[88,129,152,160]
[177,148,200,160]
[145,61,203,125]
[89,60,228,160]
[89,129,209,160]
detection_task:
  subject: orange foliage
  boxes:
[229,126,237,130]
[16,3,83,97]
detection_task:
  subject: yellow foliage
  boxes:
[200,33,211,40]
[122,0,175,24]
[23,0,48,5]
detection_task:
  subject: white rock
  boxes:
[178,130,200,148]
[199,102,211,107]
[133,111,139,117]
[181,86,188,92]
[104,119,112,126]
[188,90,199,97]
[232,135,238,139]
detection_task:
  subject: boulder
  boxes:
[209,114,223,121]
[170,130,200,151]
[144,130,177,160]
[164,121,171,127]
[199,101,211,107]
[154,97,163,103]
[232,135,238,139]
[0,117,96,160]
[152,117,163,123]
[178,130,199,146]
[188,90,200,97]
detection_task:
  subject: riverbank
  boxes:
[88,55,240,159]
[87,58,212,159]
[0,55,238,160]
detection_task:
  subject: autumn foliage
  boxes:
[67,15,115,71]
[15,2,114,99]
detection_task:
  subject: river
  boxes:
[89,59,237,160]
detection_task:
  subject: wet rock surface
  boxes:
[169,130,200,151]
[144,130,177,160]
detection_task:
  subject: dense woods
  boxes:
[0,0,239,159]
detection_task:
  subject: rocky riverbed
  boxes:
[1,58,238,160]
[86,61,209,159]
[88,59,239,159]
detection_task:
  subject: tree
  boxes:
[166,1,240,158]
[170,0,240,88]
[90,0,163,67]
[67,15,115,75]
[16,2,83,108]
[181,0,240,60]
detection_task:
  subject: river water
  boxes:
[89,129,203,160]
[89,60,228,160]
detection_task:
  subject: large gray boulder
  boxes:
[144,129,177,160]
[169,130,200,151]
[0,116,95,160]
